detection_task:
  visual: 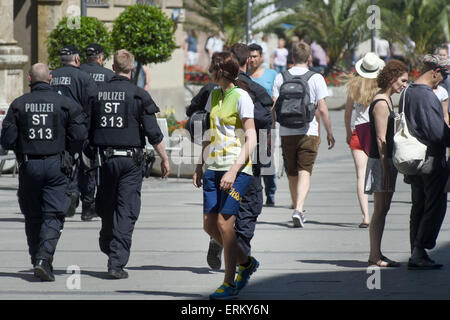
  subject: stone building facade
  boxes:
[5,0,185,118]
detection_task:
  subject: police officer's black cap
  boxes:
[86,43,104,56]
[60,45,80,56]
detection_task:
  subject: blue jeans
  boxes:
[262,174,277,203]
[274,65,286,74]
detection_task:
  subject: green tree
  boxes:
[184,0,283,48]
[46,16,113,69]
[111,4,177,84]
[378,0,449,67]
[273,0,370,72]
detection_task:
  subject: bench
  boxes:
[0,151,17,177]
[146,118,183,178]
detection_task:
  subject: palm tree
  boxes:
[183,0,284,47]
[378,0,449,67]
[266,0,371,72]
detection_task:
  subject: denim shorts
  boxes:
[203,169,251,215]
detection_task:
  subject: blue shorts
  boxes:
[203,170,251,215]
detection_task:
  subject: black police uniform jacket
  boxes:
[0,82,87,155]
[80,62,115,84]
[50,64,98,119]
[90,75,163,148]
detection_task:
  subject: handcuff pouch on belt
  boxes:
[101,147,144,166]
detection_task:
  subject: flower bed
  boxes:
[184,65,211,86]
[325,70,353,87]
[159,108,187,135]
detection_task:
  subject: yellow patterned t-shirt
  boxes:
[205,87,254,175]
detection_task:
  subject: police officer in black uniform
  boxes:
[50,45,98,221]
[0,63,87,281]
[78,44,114,221]
[90,49,170,279]
[80,43,115,83]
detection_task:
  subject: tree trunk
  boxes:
[133,62,142,86]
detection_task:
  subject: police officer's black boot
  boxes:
[66,192,79,218]
[81,202,97,221]
[108,268,129,279]
[34,259,55,281]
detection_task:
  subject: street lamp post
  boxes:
[371,0,375,52]
[246,0,252,44]
[81,0,87,17]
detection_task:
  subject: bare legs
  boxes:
[351,149,370,224]
[204,213,239,285]
[369,191,394,265]
[288,170,311,213]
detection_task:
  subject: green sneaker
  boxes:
[235,256,259,290]
[209,282,239,300]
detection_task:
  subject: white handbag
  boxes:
[392,86,428,175]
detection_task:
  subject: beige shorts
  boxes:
[281,135,319,176]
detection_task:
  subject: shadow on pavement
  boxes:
[305,220,358,228]
[257,220,359,229]
[0,268,68,283]
[298,259,369,268]
[0,217,25,223]
[116,290,204,299]
[127,265,217,275]
[239,242,450,300]
[256,220,292,228]
[81,270,113,280]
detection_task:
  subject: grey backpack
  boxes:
[275,70,316,128]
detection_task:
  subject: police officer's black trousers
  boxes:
[78,167,96,206]
[96,157,143,270]
[234,175,263,257]
[18,156,70,265]
[409,157,448,252]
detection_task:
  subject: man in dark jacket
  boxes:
[80,43,115,83]
[1,63,87,281]
[90,49,170,279]
[51,45,99,221]
[402,54,450,270]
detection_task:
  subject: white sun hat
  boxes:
[355,52,385,79]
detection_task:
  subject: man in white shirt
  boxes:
[376,38,391,61]
[272,42,335,227]
[205,33,224,62]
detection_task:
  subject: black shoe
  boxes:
[34,259,55,281]
[265,199,275,207]
[408,257,443,270]
[81,203,98,221]
[108,268,129,279]
[66,193,79,217]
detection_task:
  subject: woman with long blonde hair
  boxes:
[344,52,385,228]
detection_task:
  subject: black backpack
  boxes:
[186,109,210,146]
[186,76,273,146]
[275,70,316,128]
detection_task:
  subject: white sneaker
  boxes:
[292,210,304,228]
[301,210,307,224]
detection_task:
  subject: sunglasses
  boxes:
[208,65,218,73]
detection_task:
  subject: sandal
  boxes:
[368,257,401,268]
[380,255,401,267]
[359,222,369,228]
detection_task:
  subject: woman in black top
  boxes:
[365,60,409,267]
